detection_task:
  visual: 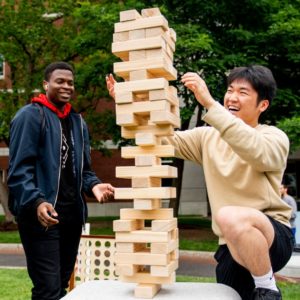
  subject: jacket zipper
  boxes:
[53,120,63,209]
[79,115,86,227]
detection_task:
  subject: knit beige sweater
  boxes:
[166,102,291,244]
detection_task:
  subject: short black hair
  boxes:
[227,65,277,106]
[44,61,74,81]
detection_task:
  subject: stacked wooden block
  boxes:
[112,7,180,299]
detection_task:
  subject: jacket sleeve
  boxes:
[7,105,46,215]
[202,102,289,172]
[81,120,101,196]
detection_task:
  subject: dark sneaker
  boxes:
[252,287,282,300]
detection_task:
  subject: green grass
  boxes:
[0,215,218,250]
[0,269,32,300]
[0,269,299,300]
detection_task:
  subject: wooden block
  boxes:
[150,110,181,128]
[146,26,164,38]
[134,199,162,210]
[122,124,174,139]
[135,283,161,299]
[116,242,146,253]
[151,260,178,277]
[121,145,175,158]
[112,36,166,58]
[113,57,177,81]
[147,48,173,61]
[162,31,175,52]
[169,28,177,42]
[132,177,161,188]
[116,100,170,116]
[152,218,177,232]
[129,50,146,61]
[114,15,168,33]
[115,250,170,265]
[120,9,141,22]
[151,239,179,254]
[135,132,158,146]
[116,113,138,126]
[115,91,134,104]
[171,228,179,239]
[135,155,161,166]
[121,271,176,284]
[149,87,179,106]
[129,29,145,40]
[113,219,144,232]
[141,8,162,17]
[115,264,140,276]
[171,248,179,260]
[116,165,177,178]
[120,208,174,220]
[116,230,170,243]
[113,31,129,42]
[114,78,168,93]
[114,187,176,199]
[129,70,153,81]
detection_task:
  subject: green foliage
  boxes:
[0,0,299,149]
[277,116,300,153]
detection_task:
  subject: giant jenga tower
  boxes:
[112,7,180,299]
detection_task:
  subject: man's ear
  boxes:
[43,80,48,91]
[259,99,269,113]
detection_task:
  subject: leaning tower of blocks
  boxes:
[112,7,180,299]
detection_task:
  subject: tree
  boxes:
[0,0,299,218]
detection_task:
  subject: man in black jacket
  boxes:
[8,62,114,300]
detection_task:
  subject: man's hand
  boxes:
[92,183,115,204]
[37,202,59,227]
[106,74,116,99]
[181,72,215,109]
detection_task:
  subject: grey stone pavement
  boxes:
[0,243,299,281]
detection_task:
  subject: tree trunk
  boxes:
[0,172,15,223]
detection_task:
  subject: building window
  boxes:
[0,54,4,79]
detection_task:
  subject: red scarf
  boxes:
[32,94,72,119]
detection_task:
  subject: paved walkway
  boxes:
[0,243,299,282]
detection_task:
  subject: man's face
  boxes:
[44,69,74,107]
[223,79,269,127]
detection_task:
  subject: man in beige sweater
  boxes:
[106,65,294,300]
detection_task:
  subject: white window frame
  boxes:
[0,55,4,80]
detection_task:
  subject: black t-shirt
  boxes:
[56,116,77,208]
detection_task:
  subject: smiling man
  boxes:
[8,62,114,300]
[106,65,294,299]
[174,66,294,300]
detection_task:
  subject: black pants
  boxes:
[214,216,295,300]
[18,205,83,300]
